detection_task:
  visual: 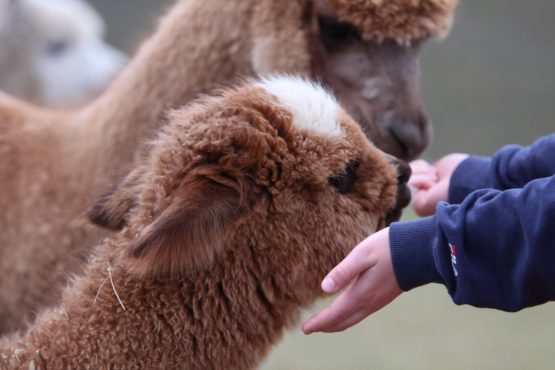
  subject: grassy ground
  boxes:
[262,210,555,370]
[262,288,555,370]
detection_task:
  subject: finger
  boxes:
[420,179,448,206]
[307,282,375,333]
[409,159,429,171]
[331,289,397,332]
[302,284,366,334]
[321,235,379,293]
[320,265,387,332]
[411,190,436,216]
[304,262,384,334]
[411,179,448,216]
[321,306,373,333]
[408,174,436,190]
[410,160,437,177]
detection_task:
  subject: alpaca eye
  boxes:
[45,40,69,57]
[328,160,359,194]
[318,16,361,43]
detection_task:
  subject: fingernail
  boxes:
[321,277,336,293]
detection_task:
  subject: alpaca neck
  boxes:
[75,0,255,179]
[0,243,299,369]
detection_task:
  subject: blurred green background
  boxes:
[91,1,555,369]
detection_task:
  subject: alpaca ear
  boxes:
[125,168,258,276]
[87,168,144,230]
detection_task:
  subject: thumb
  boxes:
[321,229,387,293]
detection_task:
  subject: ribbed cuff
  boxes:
[448,156,492,204]
[390,217,441,291]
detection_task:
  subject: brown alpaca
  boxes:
[0,77,410,370]
[0,0,456,333]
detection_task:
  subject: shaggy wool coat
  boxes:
[0,0,457,333]
[1,77,404,369]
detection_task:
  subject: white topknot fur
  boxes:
[257,75,343,139]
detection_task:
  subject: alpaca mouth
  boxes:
[346,105,417,162]
[386,126,412,161]
[384,181,411,226]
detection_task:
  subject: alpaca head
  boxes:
[89,76,410,300]
[251,0,457,160]
[0,0,125,106]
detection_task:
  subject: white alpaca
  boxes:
[0,0,125,106]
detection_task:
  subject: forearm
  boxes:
[392,174,555,311]
[449,133,555,203]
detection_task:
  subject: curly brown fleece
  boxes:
[0,0,454,333]
[0,78,403,369]
[328,0,458,43]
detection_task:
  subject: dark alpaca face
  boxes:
[308,1,430,161]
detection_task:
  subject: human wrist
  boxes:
[389,217,441,291]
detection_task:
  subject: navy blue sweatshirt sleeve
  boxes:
[449,133,555,203]
[390,133,555,311]
[391,175,555,311]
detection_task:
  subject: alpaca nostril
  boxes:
[384,180,412,225]
[388,157,411,184]
[396,182,412,211]
[396,160,411,184]
[381,156,412,226]
[386,113,431,161]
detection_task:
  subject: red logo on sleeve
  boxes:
[449,243,458,277]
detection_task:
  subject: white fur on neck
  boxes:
[257,75,343,139]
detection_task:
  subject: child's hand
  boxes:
[410,154,468,216]
[301,228,401,334]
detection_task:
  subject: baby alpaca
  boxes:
[0,76,410,369]
[0,0,125,106]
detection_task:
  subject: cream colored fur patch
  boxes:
[257,76,343,139]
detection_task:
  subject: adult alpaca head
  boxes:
[252,0,458,160]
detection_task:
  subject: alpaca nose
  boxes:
[392,157,411,209]
[386,111,431,161]
[384,156,412,225]
[394,157,411,185]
